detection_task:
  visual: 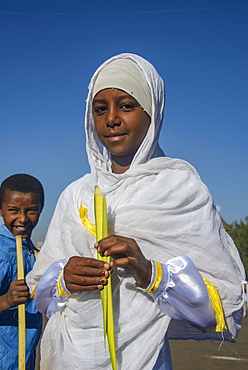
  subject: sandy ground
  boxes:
[170,317,248,370]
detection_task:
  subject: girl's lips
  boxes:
[106,134,126,142]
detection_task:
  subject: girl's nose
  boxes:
[106,108,121,127]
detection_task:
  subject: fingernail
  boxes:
[100,278,105,284]
[103,263,110,269]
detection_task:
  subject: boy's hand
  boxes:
[95,235,152,289]
[0,280,29,312]
[64,256,111,293]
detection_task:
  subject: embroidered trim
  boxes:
[57,270,71,297]
[203,277,227,332]
[79,206,96,237]
[143,261,162,293]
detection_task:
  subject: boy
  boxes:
[0,173,44,370]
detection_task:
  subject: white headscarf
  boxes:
[92,58,152,116]
[27,53,245,369]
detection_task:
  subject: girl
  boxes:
[27,53,245,370]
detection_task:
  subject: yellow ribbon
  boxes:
[79,206,96,237]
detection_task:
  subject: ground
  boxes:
[170,317,248,370]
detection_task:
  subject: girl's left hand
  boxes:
[95,235,152,289]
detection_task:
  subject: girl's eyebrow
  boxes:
[93,94,135,104]
[117,94,134,101]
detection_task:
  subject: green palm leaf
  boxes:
[94,186,117,370]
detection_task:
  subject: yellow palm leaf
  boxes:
[15,235,26,369]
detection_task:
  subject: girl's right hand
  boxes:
[64,256,111,293]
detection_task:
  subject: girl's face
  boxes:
[0,190,42,240]
[92,88,151,173]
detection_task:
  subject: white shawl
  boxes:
[27,53,245,369]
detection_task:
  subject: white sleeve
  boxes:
[34,259,72,318]
[140,256,216,330]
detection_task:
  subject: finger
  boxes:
[18,295,29,301]
[99,242,138,258]
[15,287,29,294]
[110,256,138,270]
[66,276,108,292]
[14,279,26,284]
[95,235,130,249]
[110,256,131,268]
[9,284,28,293]
[66,257,110,270]
[67,284,104,292]
[10,296,29,306]
[65,265,110,279]
[16,292,29,298]
[98,235,135,244]
[6,291,29,307]
[67,275,108,286]
[12,280,28,288]
[106,235,137,248]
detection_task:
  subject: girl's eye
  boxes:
[120,104,135,110]
[94,106,107,114]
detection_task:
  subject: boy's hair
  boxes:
[0,174,44,210]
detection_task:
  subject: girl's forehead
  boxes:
[93,88,133,100]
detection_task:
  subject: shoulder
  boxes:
[143,157,212,203]
[48,174,91,219]
[0,234,15,258]
[155,156,199,172]
[53,174,90,210]
[59,174,90,199]
[147,157,203,183]
[0,245,10,262]
[0,238,13,282]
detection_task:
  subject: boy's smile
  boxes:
[0,190,42,240]
[92,88,151,173]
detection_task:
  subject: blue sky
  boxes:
[1,0,247,245]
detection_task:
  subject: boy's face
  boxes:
[0,190,42,240]
[93,88,151,165]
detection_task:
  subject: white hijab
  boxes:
[27,53,245,369]
[85,53,165,187]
